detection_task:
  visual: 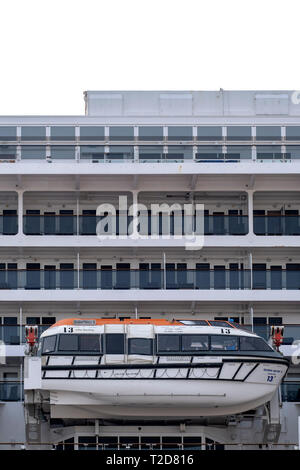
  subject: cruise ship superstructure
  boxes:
[0,90,300,450]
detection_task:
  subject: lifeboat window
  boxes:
[211,335,238,351]
[240,336,272,351]
[128,338,153,355]
[182,335,209,351]
[58,334,79,352]
[157,335,180,353]
[105,334,125,354]
[42,335,57,354]
[79,334,101,353]
[209,321,233,328]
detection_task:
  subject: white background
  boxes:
[0,0,299,115]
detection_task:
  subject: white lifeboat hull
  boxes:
[42,358,288,419]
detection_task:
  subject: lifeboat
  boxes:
[34,318,289,420]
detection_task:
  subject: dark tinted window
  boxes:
[0,127,17,141]
[0,146,17,158]
[109,127,134,141]
[168,126,193,141]
[256,145,282,159]
[21,146,46,159]
[197,126,222,141]
[179,320,208,326]
[196,146,223,160]
[42,335,57,353]
[79,126,105,141]
[105,334,125,354]
[21,126,46,141]
[286,126,300,141]
[79,334,101,352]
[128,338,153,355]
[51,127,75,141]
[226,145,252,159]
[139,127,163,141]
[108,146,134,159]
[227,126,251,140]
[58,334,79,351]
[139,145,164,160]
[182,335,209,351]
[167,146,193,160]
[240,336,272,351]
[157,335,180,352]
[50,146,76,159]
[211,335,238,351]
[209,321,232,327]
[256,126,281,141]
[80,145,105,159]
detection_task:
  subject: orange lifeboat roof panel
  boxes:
[51,318,183,328]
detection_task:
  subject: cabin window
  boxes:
[42,335,57,353]
[79,334,101,353]
[157,335,180,353]
[240,336,272,351]
[209,321,231,327]
[210,335,238,351]
[105,334,125,354]
[58,334,79,352]
[182,335,209,351]
[128,338,153,355]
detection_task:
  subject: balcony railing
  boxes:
[0,382,24,401]
[254,215,300,235]
[0,215,18,235]
[281,382,300,402]
[22,215,248,236]
[0,268,300,290]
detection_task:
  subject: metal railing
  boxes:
[281,382,300,402]
[0,215,18,235]
[22,214,249,236]
[254,215,300,235]
[0,382,23,401]
[1,268,300,290]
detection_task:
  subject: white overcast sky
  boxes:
[0,0,299,115]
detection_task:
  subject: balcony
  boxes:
[0,268,299,290]
[22,214,248,236]
[0,215,18,235]
[254,215,300,235]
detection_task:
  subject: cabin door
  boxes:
[104,324,126,364]
[126,324,155,363]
